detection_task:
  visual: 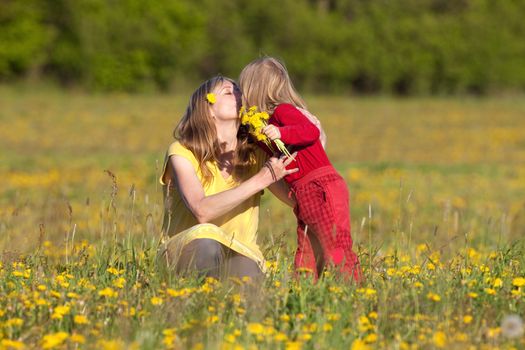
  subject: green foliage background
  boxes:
[1,0,525,94]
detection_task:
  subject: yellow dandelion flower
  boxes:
[274,332,287,341]
[327,313,341,321]
[364,333,378,343]
[249,116,264,129]
[285,341,302,350]
[512,277,525,287]
[427,292,441,302]
[247,323,264,335]
[125,307,136,317]
[206,93,216,104]
[98,287,118,298]
[106,267,122,275]
[112,277,126,289]
[302,323,317,333]
[54,305,70,316]
[297,267,314,274]
[5,318,24,327]
[42,332,68,349]
[231,293,242,304]
[66,292,79,299]
[98,339,125,350]
[74,315,89,325]
[455,332,468,342]
[70,334,86,344]
[511,289,522,296]
[416,244,428,253]
[486,327,501,339]
[280,314,291,322]
[256,132,267,141]
[299,333,311,341]
[358,316,372,332]
[200,282,213,294]
[350,338,371,350]
[1,339,25,349]
[484,288,496,295]
[205,315,219,325]
[150,296,163,305]
[55,275,69,288]
[433,331,447,348]
[163,335,177,348]
[239,105,293,158]
[365,288,377,296]
[467,292,478,299]
[223,334,236,343]
[463,315,473,324]
[36,298,48,306]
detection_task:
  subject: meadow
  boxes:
[0,86,524,349]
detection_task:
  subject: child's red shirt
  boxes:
[266,103,331,184]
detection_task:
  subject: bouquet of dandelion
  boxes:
[239,106,294,159]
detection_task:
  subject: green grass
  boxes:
[0,88,524,349]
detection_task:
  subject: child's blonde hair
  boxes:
[239,57,306,114]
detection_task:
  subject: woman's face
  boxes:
[210,80,242,122]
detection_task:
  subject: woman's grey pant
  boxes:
[175,239,263,281]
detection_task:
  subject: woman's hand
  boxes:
[260,152,298,185]
[262,124,281,140]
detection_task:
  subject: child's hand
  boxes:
[262,124,281,140]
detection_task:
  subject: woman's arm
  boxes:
[168,154,298,223]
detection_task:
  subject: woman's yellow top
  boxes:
[158,141,267,269]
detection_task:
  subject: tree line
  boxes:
[1,0,524,94]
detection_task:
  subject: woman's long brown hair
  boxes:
[174,76,257,187]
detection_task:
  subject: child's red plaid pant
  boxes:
[291,166,362,282]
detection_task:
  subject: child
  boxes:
[239,57,362,282]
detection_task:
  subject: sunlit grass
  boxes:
[0,87,524,348]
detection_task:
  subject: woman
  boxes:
[157,76,297,280]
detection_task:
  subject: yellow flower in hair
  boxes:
[206,93,216,104]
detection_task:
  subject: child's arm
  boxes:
[268,179,295,208]
[297,107,327,149]
[269,104,320,146]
